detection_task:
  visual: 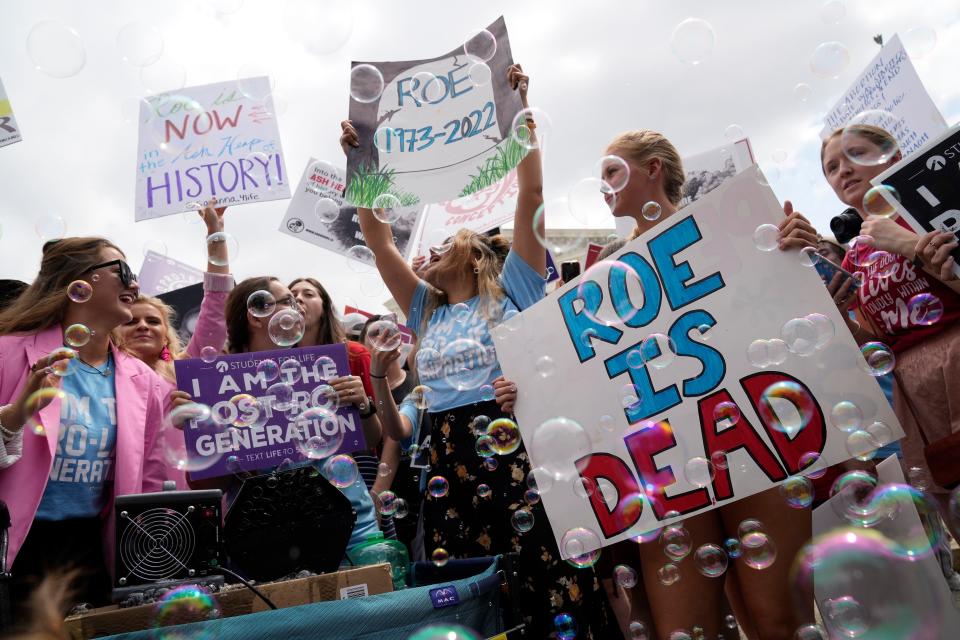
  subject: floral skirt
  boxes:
[424,400,616,639]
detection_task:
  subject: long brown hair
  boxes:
[288,277,346,345]
[225,276,279,353]
[0,237,123,336]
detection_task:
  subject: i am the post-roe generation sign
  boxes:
[174,344,364,480]
[492,168,904,558]
[134,77,290,221]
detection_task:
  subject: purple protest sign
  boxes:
[174,344,365,480]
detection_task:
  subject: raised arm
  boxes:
[341,120,422,316]
[506,64,546,276]
[185,199,233,358]
[369,347,413,442]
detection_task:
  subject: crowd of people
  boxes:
[0,62,958,640]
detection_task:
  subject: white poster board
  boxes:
[278,158,423,265]
[615,138,755,237]
[0,78,23,148]
[345,16,525,208]
[135,77,290,221]
[820,34,947,156]
[812,456,959,638]
[411,170,518,257]
[492,169,903,557]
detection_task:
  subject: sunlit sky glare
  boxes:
[1,0,957,313]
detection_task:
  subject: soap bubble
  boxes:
[64,324,92,348]
[841,110,901,165]
[393,499,409,519]
[488,418,521,455]
[428,475,449,498]
[27,21,86,78]
[247,290,276,317]
[683,457,715,488]
[67,280,93,303]
[753,224,779,251]
[431,547,450,567]
[799,246,820,267]
[255,359,279,383]
[614,564,638,588]
[346,245,376,271]
[451,302,471,323]
[724,124,745,140]
[669,18,715,65]
[281,0,353,56]
[152,584,219,632]
[740,531,777,569]
[468,62,491,87]
[536,355,556,378]
[531,417,592,482]
[780,476,814,509]
[372,193,402,224]
[440,338,493,391]
[908,293,943,326]
[594,155,631,194]
[553,612,577,640]
[377,490,398,516]
[846,429,880,461]
[799,451,828,479]
[724,538,741,558]
[809,41,850,79]
[415,347,443,378]
[205,232,238,267]
[35,215,66,241]
[323,454,358,488]
[862,184,899,217]
[116,22,163,67]
[511,508,535,533]
[642,201,662,221]
[738,518,765,538]
[315,197,340,223]
[295,411,342,459]
[561,527,602,568]
[367,319,402,352]
[781,317,818,355]
[641,333,676,369]
[820,0,846,24]
[793,623,828,640]
[280,358,302,384]
[657,563,681,585]
[805,313,835,349]
[479,384,495,402]
[268,309,305,347]
[713,402,740,428]
[858,341,895,376]
[747,339,771,368]
[349,64,384,103]
[710,450,729,470]
[830,400,863,433]
[510,107,552,150]
[407,624,479,640]
[200,345,219,363]
[463,29,497,62]
[661,525,692,561]
[823,596,868,638]
[848,235,878,268]
[693,543,728,577]
[477,484,492,498]
[627,621,648,640]
[758,380,814,437]
[411,384,434,410]
[793,82,812,102]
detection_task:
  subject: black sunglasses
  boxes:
[84,260,138,288]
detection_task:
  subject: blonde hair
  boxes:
[119,295,184,382]
[608,130,685,208]
[0,237,123,336]
[820,124,898,172]
[418,229,510,336]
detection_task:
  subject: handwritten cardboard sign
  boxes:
[0,78,23,148]
[345,16,524,208]
[872,124,960,278]
[175,344,364,480]
[492,169,903,557]
[820,34,946,156]
[135,77,290,221]
[278,158,423,264]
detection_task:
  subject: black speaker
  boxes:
[224,465,356,582]
[113,489,224,599]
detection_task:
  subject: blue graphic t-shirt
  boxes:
[406,250,545,412]
[36,354,118,521]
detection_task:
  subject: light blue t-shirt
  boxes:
[405,250,545,412]
[322,468,381,549]
[36,354,117,521]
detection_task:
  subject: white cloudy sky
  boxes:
[1,0,958,313]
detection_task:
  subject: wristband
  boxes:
[0,405,21,440]
[359,397,378,419]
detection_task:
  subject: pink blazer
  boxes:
[159,272,232,490]
[0,326,167,573]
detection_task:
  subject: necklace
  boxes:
[76,355,112,377]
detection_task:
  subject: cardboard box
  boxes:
[64,564,393,639]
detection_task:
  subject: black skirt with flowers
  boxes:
[423,400,616,639]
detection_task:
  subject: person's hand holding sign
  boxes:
[777,201,818,251]
[340,120,360,154]
[507,63,529,108]
[492,376,518,414]
[914,230,958,282]
[330,375,368,411]
[199,197,231,275]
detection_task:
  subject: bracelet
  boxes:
[370,373,387,379]
[359,397,378,419]
[0,405,21,440]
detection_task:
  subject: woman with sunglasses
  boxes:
[170,276,383,553]
[116,201,235,489]
[340,64,614,637]
[0,237,167,613]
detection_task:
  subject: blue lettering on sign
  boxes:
[558,282,624,363]
[648,215,724,311]
[606,340,681,423]
[668,310,726,397]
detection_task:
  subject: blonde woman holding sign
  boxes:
[341,64,614,638]
[589,131,818,638]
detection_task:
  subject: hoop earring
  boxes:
[473,267,480,274]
